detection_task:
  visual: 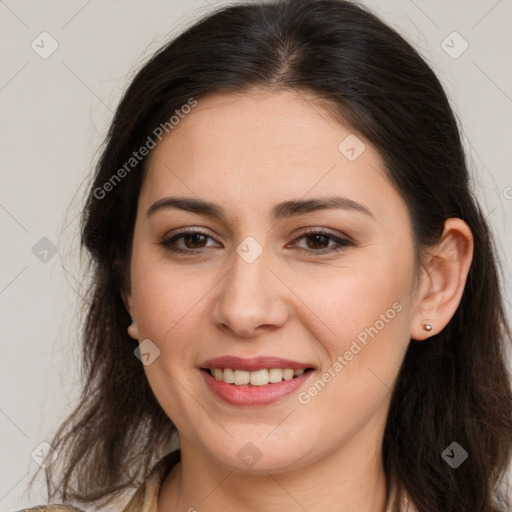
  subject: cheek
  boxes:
[293,271,412,440]
[295,255,414,384]
[301,260,410,334]
[129,250,203,349]
[129,255,211,426]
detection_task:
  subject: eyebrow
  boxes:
[146,195,374,221]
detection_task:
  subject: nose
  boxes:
[212,245,289,338]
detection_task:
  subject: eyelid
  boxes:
[164,226,218,239]
[293,226,351,240]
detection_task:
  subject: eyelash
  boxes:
[159,227,353,255]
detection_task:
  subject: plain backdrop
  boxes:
[1,0,511,510]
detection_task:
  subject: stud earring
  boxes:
[423,322,433,332]
[127,318,138,340]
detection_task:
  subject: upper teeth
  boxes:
[210,368,306,386]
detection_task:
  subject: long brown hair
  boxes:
[30,1,512,510]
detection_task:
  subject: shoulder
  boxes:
[122,449,181,511]
[15,507,84,512]
[386,478,418,512]
[16,451,181,512]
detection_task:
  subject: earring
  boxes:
[127,318,139,340]
[423,322,433,332]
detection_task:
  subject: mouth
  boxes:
[201,367,315,386]
[199,355,316,406]
[199,358,316,406]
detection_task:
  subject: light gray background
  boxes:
[1,0,511,510]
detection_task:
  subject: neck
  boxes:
[158,420,390,512]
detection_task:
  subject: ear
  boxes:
[411,218,474,340]
[121,289,139,340]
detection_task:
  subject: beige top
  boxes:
[18,450,416,511]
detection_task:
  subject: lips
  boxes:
[201,368,314,406]
[200,355,314,371]
[199,355,316,406]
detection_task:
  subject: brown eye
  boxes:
[181,233,208,249]
[160,230,218,254]
[292,229,353,254]
[303,233,331,250]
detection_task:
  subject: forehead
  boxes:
[151,88,352,166]
[140,88,407,224]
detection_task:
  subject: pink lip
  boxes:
[200,355,313,371]
[200,368,314,406]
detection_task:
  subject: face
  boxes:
[126,88,420,473]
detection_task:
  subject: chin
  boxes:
[204,435,312,475]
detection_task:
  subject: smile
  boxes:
[207,367,310,386]
[200,367,315,406]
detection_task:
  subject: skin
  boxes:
[124,88,473,512]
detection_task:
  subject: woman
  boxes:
[20,0,512,511]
